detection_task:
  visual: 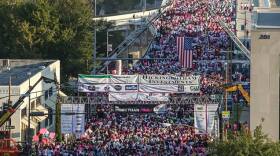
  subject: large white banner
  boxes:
[194,104,218,135]
[139,75,200,85]
[61,104,73,134]
[78,75,200,93]
[207,104,219,136]
[61,104,85,136]
[109,92,169,101]
[139,84,200,93]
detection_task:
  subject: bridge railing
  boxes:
[208,3,251,60]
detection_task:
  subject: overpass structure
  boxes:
[93,0,170,26]
[94,0,172,73]
[93,9,159,26]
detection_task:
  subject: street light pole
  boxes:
[93,0,97,74]
[106,31,113,74]
[106,30,109,74]
[8,76,12,138]
[27,72,32,154]
[224,63,228,141]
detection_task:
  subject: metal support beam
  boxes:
[97,1,172,73]
[96,57,249,63]
[59,95,222,105]
[208,5,251,60]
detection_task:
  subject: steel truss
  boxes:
[97,1,172,73]
[208,4,251,60]
[59,95,222,105]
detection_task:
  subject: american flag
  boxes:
[176,37,193,69]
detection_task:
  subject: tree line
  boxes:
[0,0,95,81]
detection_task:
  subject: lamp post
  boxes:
[7,68,12,138]
[93,0,97,74]
[143,0,146,12]
[27,71,32,154]
[106,31,113,74]
[224,62,228,141]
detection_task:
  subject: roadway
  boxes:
[93,9,159,26]
[93,0,170,26]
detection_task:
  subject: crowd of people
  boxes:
[35,105,212,156]
[129,0,249,95]
[35,0,251,155]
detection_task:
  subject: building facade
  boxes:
[251,8,280,140]
[0,59,61,142]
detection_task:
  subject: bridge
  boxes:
[93,9,159,26]
[93,0,170,26]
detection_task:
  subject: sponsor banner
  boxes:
[78,84,109,92]
[139,84,178,92]
[108,84,138,92]
[109,92,169,101]
[61,104,85,136]
[79,83,199,93]
[78,74,201,93]
[72,104,85,136]
[207,104,218,136]
[114,104,159,113]
[194,104,218,135]
[185,85,200,93]
[61,104,73,134]
[124,84,138,91]
[139,84,200,93]
[79,84,138,92]
[79,74,200,85]
[139,75,200,85]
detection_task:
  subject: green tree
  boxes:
[209,125,280,156]
[0,0,95,81]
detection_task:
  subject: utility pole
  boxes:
[206,4,209,135]
[8,76,12,139]
[143,0,146,12]
[93,0,97,74]
[106,31,109,74]
[27,72,32,155]
[244,10,247,41]
[55,73,62,142]
[224,63,228,141]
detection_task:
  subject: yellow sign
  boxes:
[222,111,230,119]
